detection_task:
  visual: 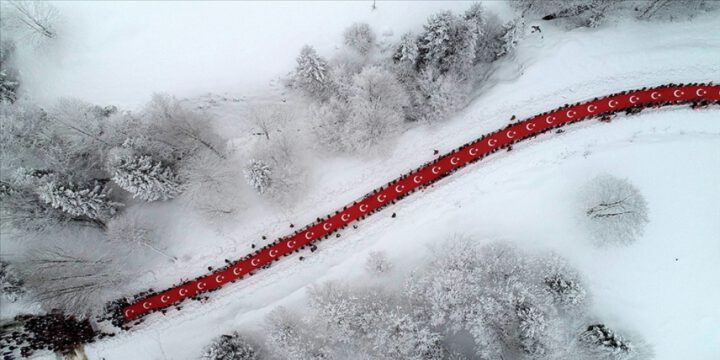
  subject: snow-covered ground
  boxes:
[12,2,719,359]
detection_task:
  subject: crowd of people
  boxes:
[114,82,717,329]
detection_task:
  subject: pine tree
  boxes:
[291,45,333,101]
[244,159,272,194]
[496,19,524,58]
[36,181,121,222]
[108,150,184,202]
[392,32,420,66]
[544,274,587,308]
[416,11,477,77]
[516,301,548,357]
[579,324,634,359]
[201,332,260,360]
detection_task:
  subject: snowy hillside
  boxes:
[86,13,719,360]
[1,1,718,360]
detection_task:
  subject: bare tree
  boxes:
[144,94,226,160]
[18,242,132,318]
[106,213,176,261]
[580,175,649,245]
[1,1,59,42]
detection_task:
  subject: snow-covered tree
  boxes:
[0,181,77,232]
[410,68,469,123]
[392,32,420,66]
[345,66,409,150]
[311,66,409,153]
[464,5,518,62]
[265,307,330,360]
[244,159,272,194]
[343,22,376,55]
[580,175,649,246]
[516,301,549,357]
[308,282,392,343]
[107,148,184,201]
[544,273,587,309]
[374,308,446,360]
[201,332,260,360]
[406,239,576,359]
[36,181,121,223]
[290,45,334,101]
[416,11,477,77]
[496,18,524,58]
[0,260,25,302]
[0,40,20,103]
[365,251,393,274]
[143,94,226,161]
[578,324,649,360]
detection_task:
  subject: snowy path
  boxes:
[123,83,720,322]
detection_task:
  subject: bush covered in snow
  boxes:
[200,332,261,360]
